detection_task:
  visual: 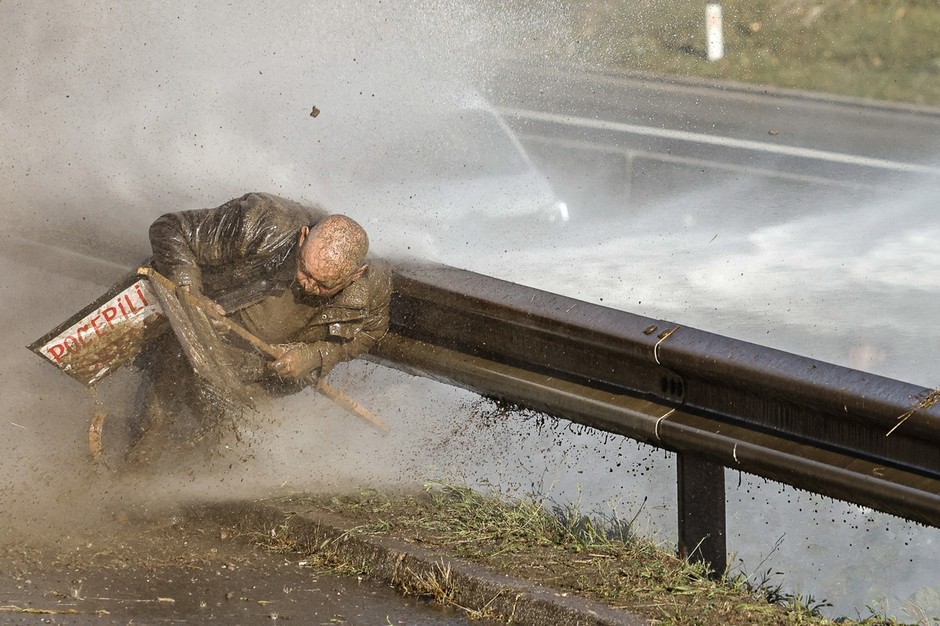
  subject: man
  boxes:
[129,192,391,462]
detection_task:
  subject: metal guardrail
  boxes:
[370,261,940,572]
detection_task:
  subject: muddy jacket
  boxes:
[149,192,391,377]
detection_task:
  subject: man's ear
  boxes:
[298,225,310,246]
[352,264,368,282]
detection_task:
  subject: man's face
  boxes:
[295,226,364,297]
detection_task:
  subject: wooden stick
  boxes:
[138,267,390,434]
[88,410,107,460]
[315,383,390,434]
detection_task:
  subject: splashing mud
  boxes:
[0,0,570,534]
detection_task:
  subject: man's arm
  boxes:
[315,298,391,378]
[149,192,321,293]
[149,197,243,292]
[274,260,392,380]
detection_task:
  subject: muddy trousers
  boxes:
[126,332,309,465]
[126,333,232,465]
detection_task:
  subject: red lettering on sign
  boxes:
[135,282,149,307]
[40,281,163,372]
[48,343,67,363]
[76,324,91,345]
[124,294,141,314]
[102,307,118,328]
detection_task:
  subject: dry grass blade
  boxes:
[0,605,80,615]
[886,387,940,437]
[392,559,455,605]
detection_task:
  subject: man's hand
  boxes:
[270,343,322,380]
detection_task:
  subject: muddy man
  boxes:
[128,192,392,464]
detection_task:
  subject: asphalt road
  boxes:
[487,60,940,176]
[477,60,940,224]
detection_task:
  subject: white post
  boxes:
[706,3,724,62]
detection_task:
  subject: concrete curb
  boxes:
[188,498,651,626]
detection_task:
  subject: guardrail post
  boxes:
[677,453,727,574]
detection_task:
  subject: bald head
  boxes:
[295,215,369,297]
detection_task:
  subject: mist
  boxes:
[1,1,566,246]
[0,0,576,531]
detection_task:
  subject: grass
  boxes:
[550,0,940,107]
[253,484,922,626]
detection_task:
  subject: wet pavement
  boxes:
[0,529,496,626]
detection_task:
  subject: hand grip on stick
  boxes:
[138,267,390,434]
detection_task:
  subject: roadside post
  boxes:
[706,3,724,61]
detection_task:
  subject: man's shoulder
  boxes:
[364,257,393,293]
[333,257,392,310]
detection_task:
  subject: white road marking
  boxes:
[498,106,940,175]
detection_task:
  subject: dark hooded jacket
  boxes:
[148,192,391,378]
